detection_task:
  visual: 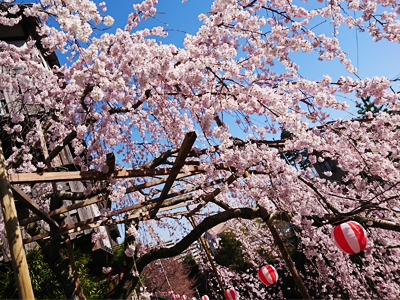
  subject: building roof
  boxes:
[0,4,60,68]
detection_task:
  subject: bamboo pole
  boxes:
[266,217,311,300]
[0,142,34,299]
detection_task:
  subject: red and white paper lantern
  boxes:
[331,221,367,254]
[191,298,197,300]
[224,287,237,300]
[201,296,210,300]
[258,265,278,286]
[182,295,188,300]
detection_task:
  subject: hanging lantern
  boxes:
[258,265,278,286]
[201,296,210,300]
[182,295,188,300]
[176,295,181,300]
[224,287,238,300]
[191,298,197,300]
[331,221,367,254]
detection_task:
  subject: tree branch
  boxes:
[105,207,266,300]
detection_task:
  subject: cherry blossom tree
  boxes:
[1,0,400,299]
[141,257,197,298]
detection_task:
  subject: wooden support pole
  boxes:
[36,120,84,298]
[59,218,85,300]
[0,142,35,300]
[266,217,311,300]
[125,172,199,194]
[150,132,197,217]
[11,186,59,230]
[187,209,225,295]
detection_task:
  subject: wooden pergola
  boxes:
[0,130,310,299]
[0,132,208,298]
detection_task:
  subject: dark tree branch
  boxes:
[105,207,266,300]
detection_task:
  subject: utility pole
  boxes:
[186,208,225,295]
[266,217,311,299]
[0,142,34,299]
[158,259,173,292]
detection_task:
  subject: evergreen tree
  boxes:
[356,96,388,116]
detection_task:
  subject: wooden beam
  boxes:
[19,183,192,228]
[19,173,224,227]
[36,119,58,191]
[24,201,196,244]
[37,122,84,297]
[150,132,197,217]
[0,142,35,299]
[11,186,59,230]
[45,130,77,165]
[9,166,201,184]
[109,195,190,219]
[9,163,230,184]
[160,132,197,199]
[125,172,199,194]
[19,194,106,226]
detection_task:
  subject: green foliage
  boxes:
[215,231,252,272]
[356,96,388,116]
[183,254,197,266]
[73,248,110,299]
[109,242,127,274]
[0,246,110,299]
[0,247,65,299]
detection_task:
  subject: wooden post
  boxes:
[37,120,85,299]
[0,142,35,299]
[266,217,311,300]
[59,218,85,300]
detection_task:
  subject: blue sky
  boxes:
[101,0,400,78]
[11,0,400,242]
[101,0,400,120]
[12,0,399,108]
[97,1,400,243]
[103,0,214,47]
